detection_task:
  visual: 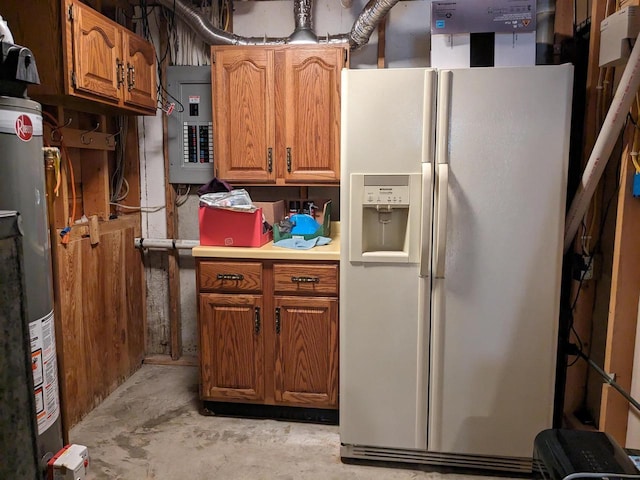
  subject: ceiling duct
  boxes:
[156,0,399,49]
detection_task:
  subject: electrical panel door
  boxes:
[167,66,214,184]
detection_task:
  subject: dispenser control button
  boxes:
[368,195,373,202]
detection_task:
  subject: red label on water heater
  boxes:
[15,114,33,142]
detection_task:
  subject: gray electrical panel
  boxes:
[167,66,214,184]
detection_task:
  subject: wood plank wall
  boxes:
[43,107,147,433]
[53,216,144,430]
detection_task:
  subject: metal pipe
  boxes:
[135,238,199,250]
[536,0,556,64]
[564,32,640,252]
[576,349,640,413]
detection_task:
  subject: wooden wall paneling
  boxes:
[54,217,145,428]
[124,226,145,368]
[80,235,106,411]
[564,0,609,423]
[79,116,111,220]
[600,146,640,444]
[56,237,89,429]
[101,229,127,379]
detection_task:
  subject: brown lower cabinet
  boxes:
[197,259,338,410]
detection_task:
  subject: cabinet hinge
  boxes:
[68,4,74,21]
[211,52,215,64]
[71,71,77,88]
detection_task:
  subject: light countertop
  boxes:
[192,223,340,261]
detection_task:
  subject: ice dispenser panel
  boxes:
[349,173,422,263]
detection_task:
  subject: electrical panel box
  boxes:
[599,6,640,67]
[167,66,214,184]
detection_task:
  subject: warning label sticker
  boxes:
[29,311,60,434]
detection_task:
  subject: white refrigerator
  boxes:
[339,65,573,472]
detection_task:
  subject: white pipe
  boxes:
[135,238,199,250]
[564,33,640,253]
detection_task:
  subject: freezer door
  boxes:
[339,68,436,450]
[428,65,573,458]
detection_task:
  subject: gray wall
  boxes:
[144,0,431,355]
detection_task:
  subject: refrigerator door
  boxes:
[340,68,435,450]
[428,65,573,458]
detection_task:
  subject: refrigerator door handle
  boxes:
[419,162,433,277]
[434,163,448,279]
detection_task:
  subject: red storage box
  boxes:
[199,206,271,247]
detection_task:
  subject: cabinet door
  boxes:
[273,296,338,408]
[68,0,121,103]
[122,31,157,111]
[200,293,264,401]
[213,48,275,183]
[279,47,344,183]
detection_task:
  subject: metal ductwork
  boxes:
[290,0,317,44]
[156,0,398,50]
[349,0,398,49]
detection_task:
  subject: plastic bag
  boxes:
[199,189,257,212]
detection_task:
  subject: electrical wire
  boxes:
[567,135,623,367]
[175,184,191,206]
[110,202,165,213]
[42,111,79,240]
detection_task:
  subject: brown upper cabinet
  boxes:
[3,0,157,115]
[212,45,347,185]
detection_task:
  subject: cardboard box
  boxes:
[199,206,271,247]
[253,200,285,227]
[430,0,536,68]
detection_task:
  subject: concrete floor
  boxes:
[70,364,520,480]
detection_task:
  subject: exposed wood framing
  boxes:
[564,0,609,422]
[600,142,640,444]
[160,15,183,360]
[377,15,387,69]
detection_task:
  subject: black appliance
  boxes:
[534,429,640,480]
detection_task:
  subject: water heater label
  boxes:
[29,310,60,434]
[15,114,33,141]
[0,109,43,137]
